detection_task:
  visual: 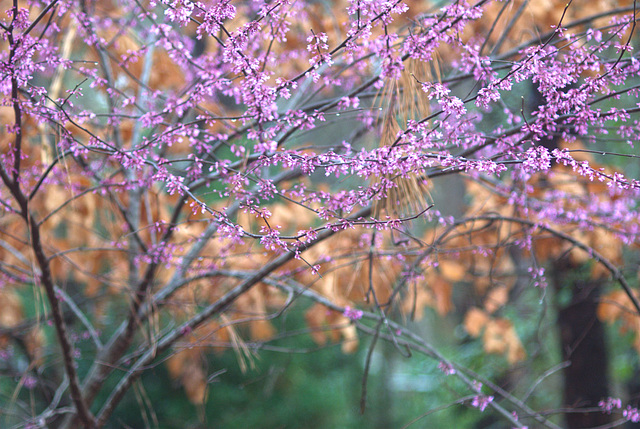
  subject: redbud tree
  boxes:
[1,0,640,427]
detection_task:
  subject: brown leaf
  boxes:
[483,319,507,355]
[250,319,276,341]
[401,286,432,320]
[0,289,23,328]
[25,327,46,367]
[182,362,207,405]
[484,286,508,314]
[305,303,330,346]
[166,348,208,404]
[429,277,454,316]
[597,290,629,323]
[340,323,359,354]
[464,307,489,338]
[483,319,526,364]
[439,260,466,282]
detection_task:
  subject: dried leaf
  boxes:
[484,286,508,314]
[166,348,207,404]
[483,319,507,355]
[439,260,466,282]
[429,277,454,316]
[305,303,330,346]
[401,286,432,320]
[250,319,276,341]
[0,289,23,328]
[25,327,45,367]
[483,319,526,364]
[340,323,359,354]
[182,362,207,405]
[464,307,489,338]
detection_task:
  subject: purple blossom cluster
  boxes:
[471,394,494,412]
[599,397,640,423]
[343,305,364,321]
[437,361,456,375]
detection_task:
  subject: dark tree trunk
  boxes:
[554,258,611,428]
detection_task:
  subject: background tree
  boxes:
[1,0,640,428]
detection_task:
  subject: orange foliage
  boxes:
[464,308,526,364]
[464,0,634,53]
[0,289,23,349]
[304,303,360,353]
[166,347,208,405]
[598,289,640,352]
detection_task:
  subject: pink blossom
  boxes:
[344,306,364,321]
[471,395,494,412]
